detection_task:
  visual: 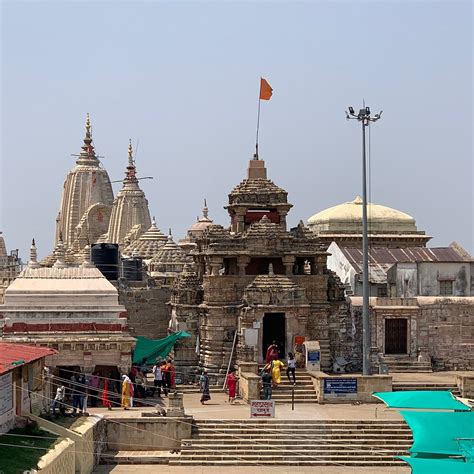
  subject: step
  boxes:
[181,445,411,452]
[174,454,406,461]
[169,460,405,466]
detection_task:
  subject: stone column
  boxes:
[237,256,250,276]
[282,255,296,275]
[167,392,185,417]
[209,257,223,276]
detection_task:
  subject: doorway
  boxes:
[385,319,408,354]
[262,313,285,359]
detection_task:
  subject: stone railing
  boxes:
[456,374,474,398]
[105,417,192,451]
[26,413,104,474]
[238,370,260,402]
[36,438,75,474]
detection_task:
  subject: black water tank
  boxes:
[121,257,143,281]
[91,243,119,281]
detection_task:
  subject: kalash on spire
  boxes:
[43,114,114,266]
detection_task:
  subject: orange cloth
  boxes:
[259,78,273,100]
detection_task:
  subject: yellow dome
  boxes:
[307,196,418,234]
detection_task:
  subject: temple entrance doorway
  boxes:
[385,318,408,354]
[262,313,285,360]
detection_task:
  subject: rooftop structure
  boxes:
[122,217,167,260]
[307,196,431,248]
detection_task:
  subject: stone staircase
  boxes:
[271,370,317,403]
[380,356,432,373]
[392,382,460,396]
[170,419,412,466]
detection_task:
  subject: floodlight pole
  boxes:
[346,106,382,376]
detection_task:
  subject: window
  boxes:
[377,286,388,297]
[439,280,453,296]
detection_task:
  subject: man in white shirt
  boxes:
[152,361,163,398]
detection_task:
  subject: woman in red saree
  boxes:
[101,376,112,410]
[225,368,238,404]
[265,341,279,363]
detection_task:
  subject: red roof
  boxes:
[0,342,57,375]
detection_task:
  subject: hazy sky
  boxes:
[1,1,472,261]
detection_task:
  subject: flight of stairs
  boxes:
[170,419,412,466]
[392,382,460,396]
[380,356,432,373]
[271,370,317,403]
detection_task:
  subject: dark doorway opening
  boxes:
[262,313,285,359]
[385,318,408,354]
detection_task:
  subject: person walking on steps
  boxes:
[287,352,297,385]
[265,341,279,364]
[200,370,211,405]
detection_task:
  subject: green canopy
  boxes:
[132,331,191,365]
[398,457,472,474]
[400,411,474,457]
[372,390,470,411]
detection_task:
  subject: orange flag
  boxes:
[259,78,273,100]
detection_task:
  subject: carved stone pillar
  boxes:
[282,255,296,275]
[237,256,251,276]
[209,257,223,276]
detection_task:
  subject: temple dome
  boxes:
[307,196,418,234]
[121,217,167,260]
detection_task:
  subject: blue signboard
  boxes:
[308,351,320,362]
[324,378,357,395]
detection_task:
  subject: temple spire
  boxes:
[79,113,97,162]
[203,199,209,219]
[124,139,138,183]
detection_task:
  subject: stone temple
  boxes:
[170,157,346,379]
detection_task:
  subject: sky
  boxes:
[1,0,472,260]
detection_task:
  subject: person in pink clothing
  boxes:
[225,368,239,404]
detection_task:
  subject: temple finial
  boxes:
[29,238,40,268]
[128,139,134,166]
[152,216,156,226]
[203,198,209,219]
[85,113,91,136]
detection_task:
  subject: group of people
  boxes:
[50,359,179,415]
[260,341,297,400]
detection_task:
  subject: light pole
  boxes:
[346,105,382,376]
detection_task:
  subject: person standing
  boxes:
[88,371,100,408]
[225,368,238,404]
[168,360,176,391]
[161,361,170,395]
[200,370,211,405]
[287,352,297,385]
[71,374,83,416]
[121,375,133,410]
[152,361,164,397]
[51,385,65,416]
[101,376,112,410]
[265,341,279,363]
[261,369,273,400]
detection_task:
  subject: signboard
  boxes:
[308,351,320,362]
[250,400,275,418]
[0,373,13,415]
[0,373,14,435]
[324,378,358,399]
[244,328,259,346]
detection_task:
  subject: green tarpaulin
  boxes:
[372,390,470,411]
[398,457,473,474]
[400,411,474,457]
[132,331,191,365]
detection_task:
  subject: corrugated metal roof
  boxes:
[0,342,57,375]
[341,246,471,273]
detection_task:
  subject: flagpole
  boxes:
[255,96,261,159]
